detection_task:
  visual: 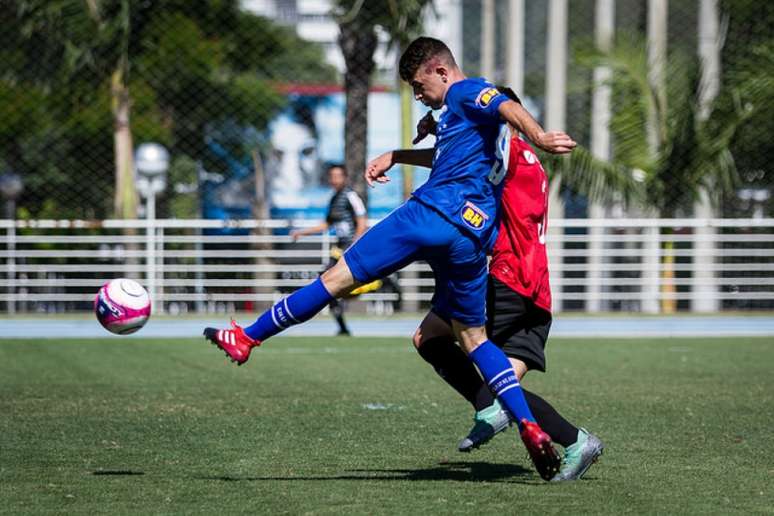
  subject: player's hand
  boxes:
[365,151,394,188]
[413,111,437,144]
[534,131,577,154]
[289,229,302,242]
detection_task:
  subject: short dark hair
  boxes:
[399,37,456,82]
[326,163,347,177]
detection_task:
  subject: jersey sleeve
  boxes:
[345,191,367,217]
[446,81,507,125]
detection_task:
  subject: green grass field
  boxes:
[1,336,772,515]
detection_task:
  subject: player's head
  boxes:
[399,37,460,109]
[326,164,347,191]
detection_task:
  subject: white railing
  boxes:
[1,217,773,314]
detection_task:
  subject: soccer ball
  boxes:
[94,278,152,335]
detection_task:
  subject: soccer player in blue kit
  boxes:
[204,37,576,480]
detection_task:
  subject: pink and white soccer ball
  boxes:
[94,278,152,335]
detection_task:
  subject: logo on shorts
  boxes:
[460,201,489,230]
[475,87,501,108]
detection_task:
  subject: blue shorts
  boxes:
[344,198,488,326]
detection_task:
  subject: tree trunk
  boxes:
[339,20,377,206]
[112,68,137,219]
[111,67,139,281]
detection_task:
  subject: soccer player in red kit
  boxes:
[412,87,604,481]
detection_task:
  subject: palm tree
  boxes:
[89,0,137,220]
[333,0,432,204]
[555,34,754,216]
[539,33,759,312]
[14,0,140,218]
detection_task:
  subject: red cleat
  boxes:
[520,419,561,481]
[203,319,260,365]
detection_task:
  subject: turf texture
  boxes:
[1,336,772,515]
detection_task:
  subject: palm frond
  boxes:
[573,30,755,216]
[539,145,645,209]
[578,35,656,170]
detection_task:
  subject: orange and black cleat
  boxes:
[203,319,260,366]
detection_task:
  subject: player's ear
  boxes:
[436,66,449,83]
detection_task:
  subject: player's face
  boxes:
[410,64,448,109]
[328,167,346,191]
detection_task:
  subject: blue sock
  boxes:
[244,278,334,341]
[469,340,536,430]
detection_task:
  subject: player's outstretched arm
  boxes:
[498,100,576,154]
[365,149,434,187]
[290,222,329,242]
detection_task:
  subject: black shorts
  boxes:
[486,276,552,372]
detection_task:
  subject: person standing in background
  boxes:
[290,164,367,335]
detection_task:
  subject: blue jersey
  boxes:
[412,77,508,248]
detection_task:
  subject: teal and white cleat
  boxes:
[551,428,604,481]
[458,400,512,452]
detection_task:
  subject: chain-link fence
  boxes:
[1,0,773,314]
[3,0,772,220]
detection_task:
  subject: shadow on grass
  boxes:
[196,461,537,484]
[92,470,145,476]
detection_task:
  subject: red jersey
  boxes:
[489,137,552,313]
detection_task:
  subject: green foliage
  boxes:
[1,1,334,218]
[539,146,643,209]
[167,156,200,218]
[716,0,774,214]
[334,0,432,46]
[225,14,337,83]
[572,33,756,216]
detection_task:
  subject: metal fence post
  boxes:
[156,225,165,314]
[146,194,157,310]
[642,225,661,313]
[6,223,15,315]
[693,213,718,312]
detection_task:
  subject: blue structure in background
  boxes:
[200,136,252,233]
[199,91,431,235]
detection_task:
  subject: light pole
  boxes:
[1,172,23,315]
[135,143,169,312]
[738,188,771,219]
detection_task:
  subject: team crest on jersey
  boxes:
[475,87,501,108]
[460,201,489,230]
